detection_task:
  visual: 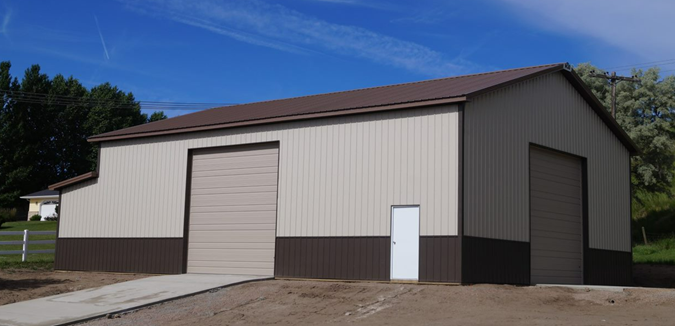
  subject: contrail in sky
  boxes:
[94,15,110,60]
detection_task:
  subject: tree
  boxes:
[0,61,166,210]
[576,63,675,194]
[148,111,167,122]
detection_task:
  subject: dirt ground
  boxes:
[85,278,675,326]
[0,269,147,306]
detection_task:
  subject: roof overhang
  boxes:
[19,195,60,200]
[49,172,99,191]
[87,96,468,143]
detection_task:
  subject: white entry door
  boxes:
[391,206,420,280]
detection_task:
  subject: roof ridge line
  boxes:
[206,63,566,110]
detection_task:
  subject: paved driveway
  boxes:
[0,274,270,326]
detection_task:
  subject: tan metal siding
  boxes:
[59,105,459,238]
[464,72,631,252]
[530,147,583,285]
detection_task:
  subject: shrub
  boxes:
[44,215,57,222]
[0,208,17,228]
[30,214,42,221]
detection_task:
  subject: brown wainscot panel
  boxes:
[462,236,530,285]
[419,236,461,283]
[584,248,632,286]
[55,238,184,274]
[275,237,390,281]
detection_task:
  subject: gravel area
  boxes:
[84,278,675,326]
[0,269,148,306]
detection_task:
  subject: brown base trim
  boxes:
[419,236,460,283]
[462,236,530,285]
[55,238,184,274]
[275,237,390,281]
[584,248,632,286]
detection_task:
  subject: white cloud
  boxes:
[119,0,470,76]
[494,0,675,61]
[0,8,11,35]
[94,15,110,60]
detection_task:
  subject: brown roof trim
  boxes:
[49,172,99,190]
[88,96,468,143]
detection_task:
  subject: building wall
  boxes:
[59,105,460,239]
[25,197,59,220]
[463,72,631,252]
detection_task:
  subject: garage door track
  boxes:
[0,273,270,326]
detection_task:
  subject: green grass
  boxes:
[633,237,675,265]
[0,221,57,270]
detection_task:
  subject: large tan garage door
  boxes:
[530,146,583,284]
[187,143,279,275]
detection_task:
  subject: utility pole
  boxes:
[589,71,640,118]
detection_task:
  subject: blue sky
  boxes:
[1,0,673,117]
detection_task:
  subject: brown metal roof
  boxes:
[49,172,98,191]
[87,63,638,154]
[89,63,563,141]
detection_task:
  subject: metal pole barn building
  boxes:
[50,63,638,286]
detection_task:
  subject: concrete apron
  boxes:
[0,274,271,326]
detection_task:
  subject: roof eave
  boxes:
[87,96,468,143]
[20,195,60,199]
[49,172,99,191]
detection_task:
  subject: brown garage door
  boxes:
[530,146,583,284]
[187,143,279,275]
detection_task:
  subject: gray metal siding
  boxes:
[464,72,631,252]
[530,147,583,284]
[187,143,278,275]
[59,105,460,238]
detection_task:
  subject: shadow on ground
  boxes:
[0,277,69,291]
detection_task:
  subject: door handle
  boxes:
[393,241,396,245]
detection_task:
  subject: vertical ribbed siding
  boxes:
[59,105,460,238]
[464,72,631,252]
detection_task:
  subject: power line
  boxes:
[0,90,237,111]
[589,71,640,118]
[603,58,675,70]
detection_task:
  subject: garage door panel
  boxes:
[531,191,581,205]
[187,260,274,269]
[191,185,278,196]
[193,147,278,160]
[530,164,581,181]
[189,242,275,250]
[531,257,582,270]
[531,151,581,169]
[192,154,278,171]
[190,223,276,231]
[192,166,278,178]
[192,174,278,190]
[190,192,278,207]
[530,147,583,285]
[188,248,274,262]
[191,205,277,213]
[531,170,581,187]
[189,230,276,243]
[531,217,581,234]
[190,211,277,224]
[531,198,581,216]
[187,267,274,275]
[530,178,580,198]
[531,249,582,260]
[188,144,278,276]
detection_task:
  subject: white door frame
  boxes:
[390,205,420,281]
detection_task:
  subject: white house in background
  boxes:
[20,189,59,221]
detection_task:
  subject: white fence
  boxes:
[0,230,56,261]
